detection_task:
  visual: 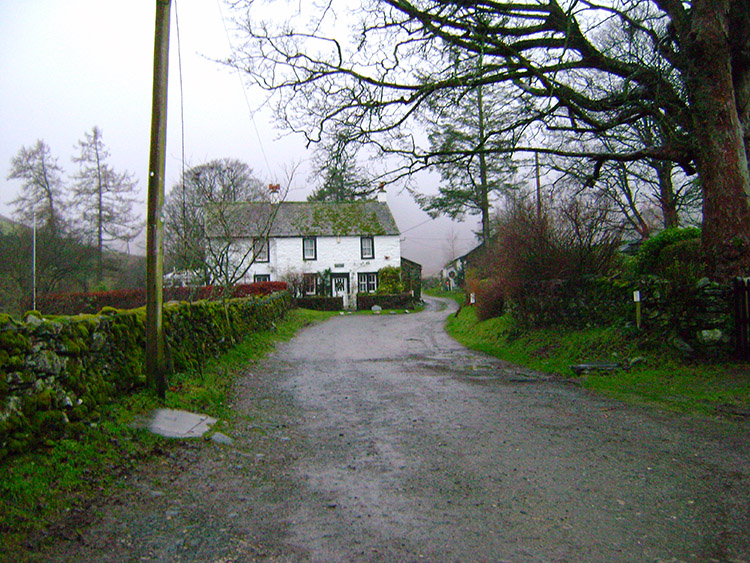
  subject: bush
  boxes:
[634,227,702,278]
[474,280,505,321]
[357,292,414,311]
[377,266,404,294]
[295,296,343,311]
[33,282,288,315]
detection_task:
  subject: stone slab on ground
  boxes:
[147,409,217,439]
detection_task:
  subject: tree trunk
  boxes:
[477,76,491,244]
[653,160,679,229]
[684,0,750,280]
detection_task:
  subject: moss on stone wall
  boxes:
[0,292,291,460]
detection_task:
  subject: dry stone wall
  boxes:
[0,292,291,460]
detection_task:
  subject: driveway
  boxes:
[38,297,750,562]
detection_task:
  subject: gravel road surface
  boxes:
[37,297,750,562]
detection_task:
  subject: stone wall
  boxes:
[507,277,735,357]
[0,292,291,460]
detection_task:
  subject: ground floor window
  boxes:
[254,274,271,283]
[358,272,377,293]
[303,273,317,295]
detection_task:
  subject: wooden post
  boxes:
[535,152,542,222]
[633,290,642,330]
[146,0,171,399]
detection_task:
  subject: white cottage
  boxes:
[208,192,401,308]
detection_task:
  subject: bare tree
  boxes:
[164,158,266,282]
[7,140,67,234]
[203,163,297,287]
[230,0,750,279]
[71,126,142,283]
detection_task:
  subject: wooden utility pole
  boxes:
[146,0,171,399]
[535,151,542,222]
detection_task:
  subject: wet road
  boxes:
[267,297,750,562]
[36,297,750,562]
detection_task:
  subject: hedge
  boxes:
[33,282,288,316]
[357,292,415,311]
[0,291,292,460]
[294,296,343,311]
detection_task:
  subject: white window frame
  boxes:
[253,237,269,263]
[303,237,317,261]
[254,274,271,283]
[358,272,377,293]
[361,236,374,259]
[302,273,317,295]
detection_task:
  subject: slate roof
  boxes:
[206,200,400,238]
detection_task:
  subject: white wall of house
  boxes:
[229,234,401,304]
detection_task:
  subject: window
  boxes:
[358,272,377,293]
[303,273,317,295]
[253,238,269,263]
[303,237,317,261]
[361,236,374,259]
[254,274,270,283]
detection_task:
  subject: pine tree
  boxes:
[71,127,142,282]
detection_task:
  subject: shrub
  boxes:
[295,296,343,311]
[634,227,702,277]
[474,280,505,321]
[33,282,288,315]
[377,266,404,294]
[357,292,414,311]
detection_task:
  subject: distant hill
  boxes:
[0,214,31,235]
[0,214,19,234]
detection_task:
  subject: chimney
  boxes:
[377,182,387,203]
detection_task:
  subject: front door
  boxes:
[331,273,350,309]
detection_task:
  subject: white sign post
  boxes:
[633,290,642,329]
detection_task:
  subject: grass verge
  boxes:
[446,304,750,417]
[0,307,335,557]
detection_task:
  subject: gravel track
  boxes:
[35,297,750,562]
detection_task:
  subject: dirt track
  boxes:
[37,297,750,562]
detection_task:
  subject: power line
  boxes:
[215,0,273,179]
[174,0,186,184]
[399,217,437,234]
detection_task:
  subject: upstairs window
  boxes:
[361,236,374,259]
[303,237,317,261]
[253,238,269,263]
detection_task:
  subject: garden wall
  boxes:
[0,292,292,460]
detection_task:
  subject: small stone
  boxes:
[671,337,694,355]
[697,329,724,345]
[211,432,234,446]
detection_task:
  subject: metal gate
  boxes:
[735,278,750,360]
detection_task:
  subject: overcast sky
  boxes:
[0,0,480,275]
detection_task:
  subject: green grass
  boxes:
[446,305,750,416]
[424,287,464,305]
[0,307,336,557]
